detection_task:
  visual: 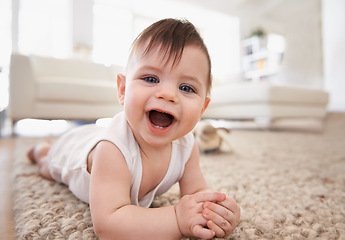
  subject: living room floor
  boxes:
[0,137,16,239]
[1,114,341,238]
[0,119,73,239]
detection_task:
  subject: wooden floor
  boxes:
[0,137,17,239]
[0,118,75,239]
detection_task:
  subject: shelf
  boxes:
[242,50,269,62]
[244,68,279,80]
[242,34,284,81]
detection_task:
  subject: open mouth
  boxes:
[149,110,174,129]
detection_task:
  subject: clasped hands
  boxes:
[175,191,240,239]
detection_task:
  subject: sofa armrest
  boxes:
[8,53,36,121]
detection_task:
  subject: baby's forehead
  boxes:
[128,44,210,90]
[131,41,179,66]
[129,41,207,69]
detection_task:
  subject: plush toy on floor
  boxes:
[193,121,232,154]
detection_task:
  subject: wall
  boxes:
[73,0,93,48]
[235,0,345,112]
[322,0,345,112]
[68,0,241,78]
[239,0,324,89]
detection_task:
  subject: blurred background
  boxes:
[0,0,344,135]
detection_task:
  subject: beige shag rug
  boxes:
[12,114,345,239]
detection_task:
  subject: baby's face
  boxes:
[120,44,210,147]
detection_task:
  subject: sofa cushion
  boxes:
[203,102,328,119]
[31,55,120,80]
[210,82,329,105]
[204,82,329,119]
[36,77,117,103]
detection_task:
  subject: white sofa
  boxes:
[9,53,123,122]
[8,53,329,127]
[203,81,329,121]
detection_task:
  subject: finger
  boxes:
[194,192,226,203]
[204,198,240,223]
[217,197,241,215]
[207,220,226,238]
[203,207,232,235]
[192,224,215,239]
[203,201,233,223]
[218,199,241,228]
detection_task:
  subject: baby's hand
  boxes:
[175,192,226,239]
[202,195,240,237]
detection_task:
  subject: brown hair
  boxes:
[129,18,212,95]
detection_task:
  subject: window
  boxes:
[0,0,11,110]
[18,0,72,58]
[92,0,241,80]
[93,1,133,66]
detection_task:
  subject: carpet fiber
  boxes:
[12,114,345,239]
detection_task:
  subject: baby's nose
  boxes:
[155,83,179,104]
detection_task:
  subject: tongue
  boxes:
[149,110,173,128]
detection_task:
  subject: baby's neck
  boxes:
[137,142,172,199]
[138,141,172,162]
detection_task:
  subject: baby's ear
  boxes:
[117,74,126,105]
[200,97,211,118]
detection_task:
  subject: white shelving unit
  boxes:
[242,34,285,81]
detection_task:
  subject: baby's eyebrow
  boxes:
[180,74,202,85]
[138,65,163,75]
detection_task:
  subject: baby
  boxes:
[28,18,240,239]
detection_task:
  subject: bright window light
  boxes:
[92,0,241,80]
[18,0,72,58]
[93,3,133,66]
[14,119,73,137]
[0,0,11,110]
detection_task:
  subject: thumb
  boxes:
[192,224,215,239]
[194,191,226,203]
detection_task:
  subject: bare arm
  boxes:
[179,141,210,196]
[89,141,181,240]
[89,141,229,240]
[178,142,241,238]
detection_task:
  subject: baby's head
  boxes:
[118,18,213,144]
[127,18,212,95]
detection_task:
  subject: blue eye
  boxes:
[180,84,195,93]
[144,76,158,83]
